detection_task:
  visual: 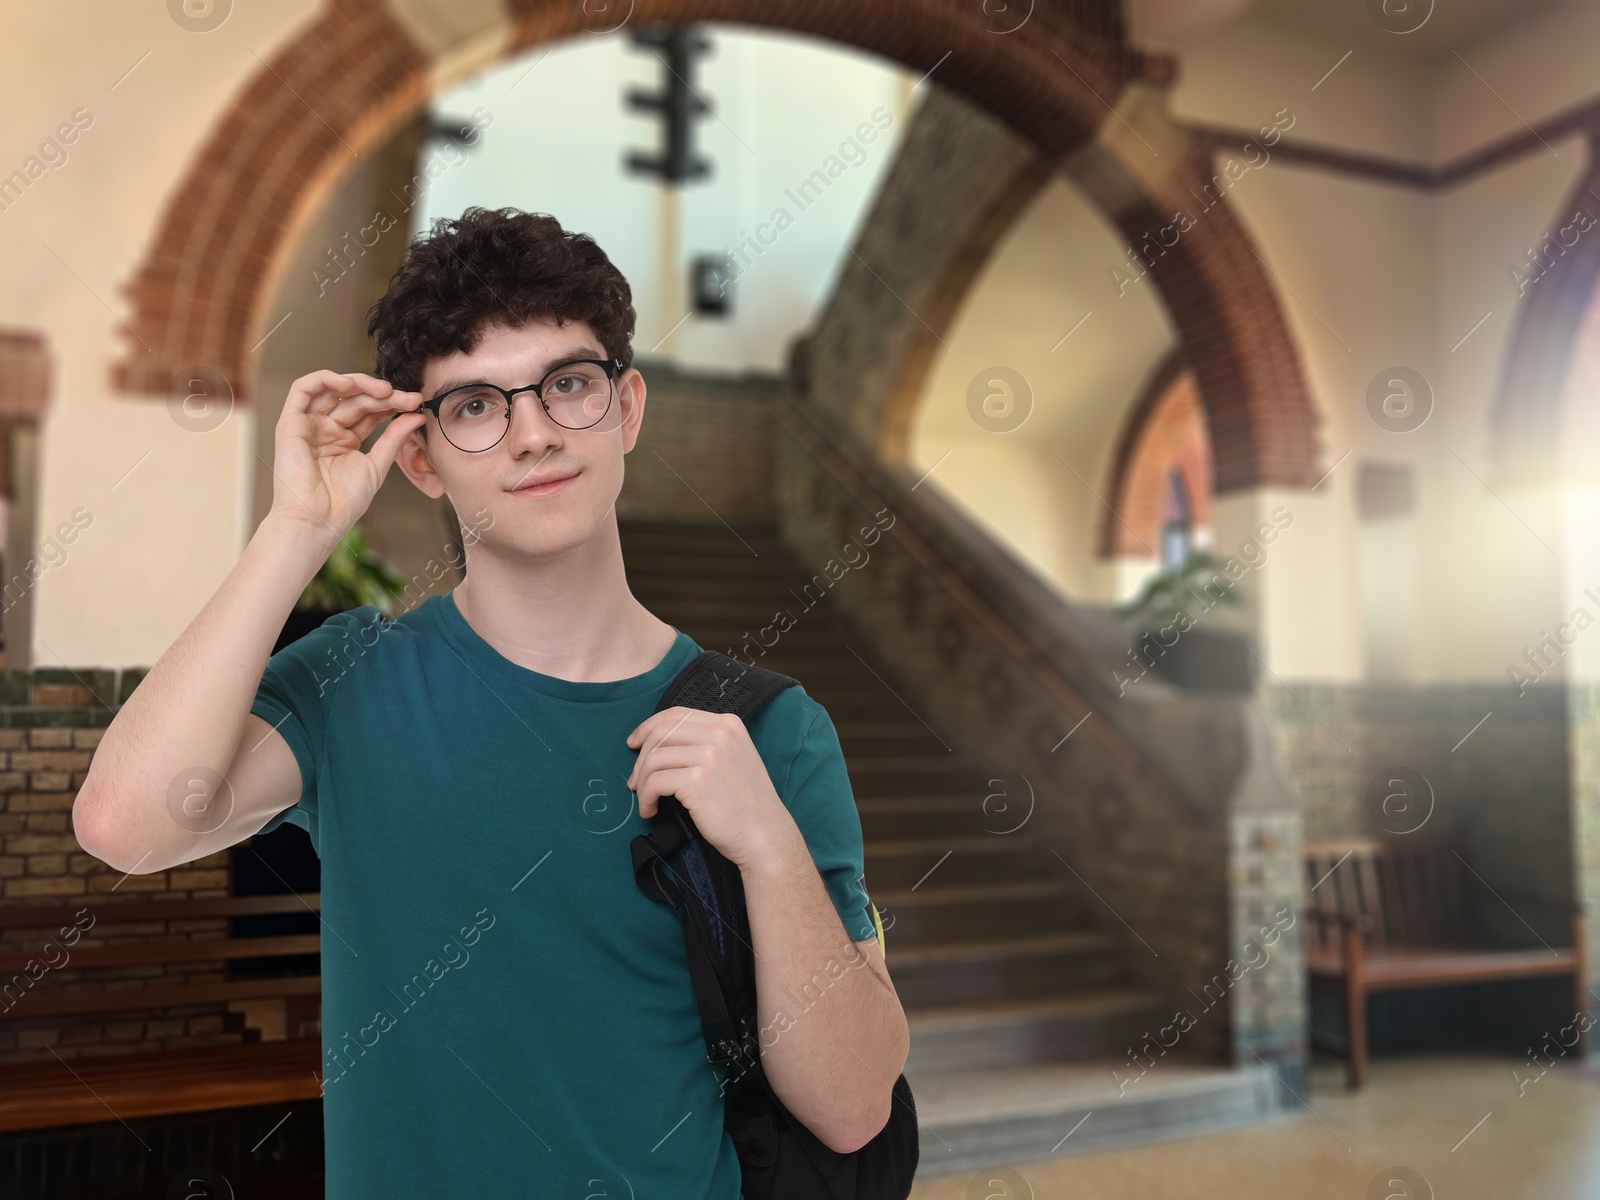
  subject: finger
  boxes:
[644,707,703,751]
[627,743,708,791]
[366,410,430,477]
[310,387,422,424]
[626,709,704,780]
[339,371,401,395]
[325,391,424,438]
[282,370,394,418]
[626,710,668,754]
[626,712,660,748]
[636,766,695,820]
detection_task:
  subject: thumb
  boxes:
[366,410,429,477]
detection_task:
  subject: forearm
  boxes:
[740,821,909,1153]
[73,513,333,870]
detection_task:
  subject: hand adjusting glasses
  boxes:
[413,357,624,453]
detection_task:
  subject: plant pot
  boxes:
[1136,626,1257,693]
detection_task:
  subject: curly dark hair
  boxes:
[366,207,636,394]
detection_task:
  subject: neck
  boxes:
[449,507,676,683]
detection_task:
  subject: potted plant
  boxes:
[1115,550,1257,692]
[272,524,408,653]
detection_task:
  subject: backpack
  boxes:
[629,650,920,1200]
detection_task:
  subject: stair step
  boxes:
[904,990,1163,1073]
[905,1059,1280,1177]
[848,763,993,799]
[629,570,806,591]
[889,930,1112,967]
[847,756,986,774]
[871,879,1087,941]
[649,597,846,616]
[830,719,943,736]
[863,839,1059,888]
[663,621,855,637]
[857,794,980,813]
[875,879,1075,906]
[618,532,787,559]
[837,734,955,758]
[888,931,1122,1007]
[628,557,800,582]
[861,804,1028,841]
[785,690,942,711]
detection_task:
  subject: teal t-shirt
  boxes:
[250,590,877,1198]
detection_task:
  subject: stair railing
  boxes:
[772,392,1306,1073]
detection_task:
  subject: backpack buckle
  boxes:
[708,1015,761,1082]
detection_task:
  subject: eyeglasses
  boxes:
[414,358,623,453]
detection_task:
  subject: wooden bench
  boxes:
[1303,838,1585,1087]
[0,894,323,1132]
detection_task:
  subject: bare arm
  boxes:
[742,822,909,1154]
[72,371,427,874]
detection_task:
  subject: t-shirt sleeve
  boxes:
[776,693,877,945]
[250,606,385,852]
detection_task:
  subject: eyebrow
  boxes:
[428,348,610,402]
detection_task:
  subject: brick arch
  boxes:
[113,0,1129,403]
[1489,130,1600,483]
[803,80,1320,493]
[1098,351,1212,558]
[1065,131,1320,492]
[114,0,1319,494]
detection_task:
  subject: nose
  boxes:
[502,390,564,459]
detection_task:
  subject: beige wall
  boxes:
[1173,2,1600,685]
[907,176,1177,602]
[1,2,317,667]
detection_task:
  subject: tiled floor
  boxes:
[908,1054,1600,1198]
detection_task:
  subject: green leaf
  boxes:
[297,524,409,615]
[1115,549,1242,626]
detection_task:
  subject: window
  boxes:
[1160,468,1190,570]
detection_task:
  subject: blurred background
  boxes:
[2,0,1600,1196]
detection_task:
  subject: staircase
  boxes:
[620,518,1278,1174]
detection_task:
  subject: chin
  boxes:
[493,506,611,560]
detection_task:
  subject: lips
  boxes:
[509,471,578,496]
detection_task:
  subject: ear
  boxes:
[393,421,448,499]
[617,367,647,455]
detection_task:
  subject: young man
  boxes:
[73,207,909,1197]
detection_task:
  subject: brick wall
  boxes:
[0,668,253,1065]
[1265,681,1575,947]
[616,358,782,522]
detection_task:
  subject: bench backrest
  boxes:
[1303,838,1470,950]
[0,894,322,1017]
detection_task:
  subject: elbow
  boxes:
[823,1017,909,1153]
[71,787,117,866]
[821,1094,894,1155]
[71,783,146,874]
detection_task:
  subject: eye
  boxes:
[447,387,503,420]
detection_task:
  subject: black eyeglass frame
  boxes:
[413,357,625,451]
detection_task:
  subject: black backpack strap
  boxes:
[654,650,800,720]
